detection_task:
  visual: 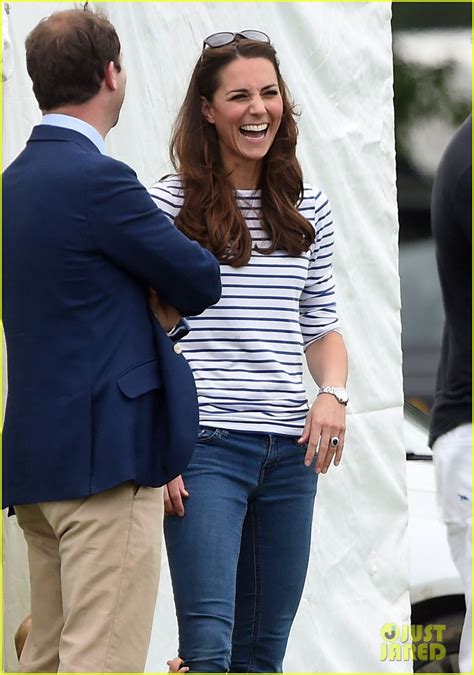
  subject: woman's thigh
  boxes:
[231,436,317,673]
[164,427,264,672]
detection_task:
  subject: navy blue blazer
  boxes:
[2,125,221,508]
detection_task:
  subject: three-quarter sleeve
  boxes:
[299,190,341,350]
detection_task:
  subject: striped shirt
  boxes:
[149,176,341,436]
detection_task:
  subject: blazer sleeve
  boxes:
[86,157,221,316]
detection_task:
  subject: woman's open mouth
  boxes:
[239,123,269,140]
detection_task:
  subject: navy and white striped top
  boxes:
[149,176,341,436]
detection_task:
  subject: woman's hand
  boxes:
[298,394,346,473]
[164,475,189,516]
[148,288,181,332]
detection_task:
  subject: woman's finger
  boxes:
[316,427,331,473]
[321,450,336,474]
[298,412,312,445]
[304,423,321,466]
[334,429,345,466]
[321,427,345,472]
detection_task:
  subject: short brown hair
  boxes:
[170,40,315,266]
[25,9,121,111]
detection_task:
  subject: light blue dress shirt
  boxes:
[41,113,106,155]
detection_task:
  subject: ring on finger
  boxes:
[330,436,339,448]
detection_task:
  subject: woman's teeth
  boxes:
[240,123,269,138]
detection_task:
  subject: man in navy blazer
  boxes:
[2,8,220,673]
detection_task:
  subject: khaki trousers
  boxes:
[15,482,163,673]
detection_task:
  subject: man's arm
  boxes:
[88,157,221,316]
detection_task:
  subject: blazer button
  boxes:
[173,343,183,355]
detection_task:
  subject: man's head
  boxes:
[25,9,123,113]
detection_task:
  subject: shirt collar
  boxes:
[41,114,106,155]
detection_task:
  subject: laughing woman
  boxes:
[150,31,348,673]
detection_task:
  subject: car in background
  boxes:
[405,403,465,672]
[400,239,445,413]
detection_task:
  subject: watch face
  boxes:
[337,389,349,403]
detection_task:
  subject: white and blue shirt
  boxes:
[150,176,341,436]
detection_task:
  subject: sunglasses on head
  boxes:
[202,30,270,50]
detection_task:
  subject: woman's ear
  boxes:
[201,96,215,124]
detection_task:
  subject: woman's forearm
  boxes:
[305,331,348,388]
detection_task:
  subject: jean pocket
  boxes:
[197,426,226,444]
[293,437,308,449]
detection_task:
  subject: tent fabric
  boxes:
[2,2,409,672]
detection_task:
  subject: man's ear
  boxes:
[201,96,215,124]
[104,61,117,91]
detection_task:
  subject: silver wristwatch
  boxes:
[317,386,349,405]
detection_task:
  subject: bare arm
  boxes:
[306,331,348,388]
[299,331,348,473]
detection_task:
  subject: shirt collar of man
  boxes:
[41,113,107,155]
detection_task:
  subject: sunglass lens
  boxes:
[239,30,270,43]
[204,32,235,48]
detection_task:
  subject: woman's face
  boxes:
[201,57,283,184]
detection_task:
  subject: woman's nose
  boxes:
[249,96,266,115]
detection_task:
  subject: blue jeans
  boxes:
[164,427,318,673]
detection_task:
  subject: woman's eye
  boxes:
[230,94,247,101]
[264,90,279,97]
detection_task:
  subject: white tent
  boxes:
[2,2,410,672]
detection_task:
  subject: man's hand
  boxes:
[164,475,189,517]
[148,288,181,332]
[167,657,189,673]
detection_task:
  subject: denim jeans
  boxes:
[164,427,318,673]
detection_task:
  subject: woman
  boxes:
[150,31,348,673]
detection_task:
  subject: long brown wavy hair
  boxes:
[169,39,315,267]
